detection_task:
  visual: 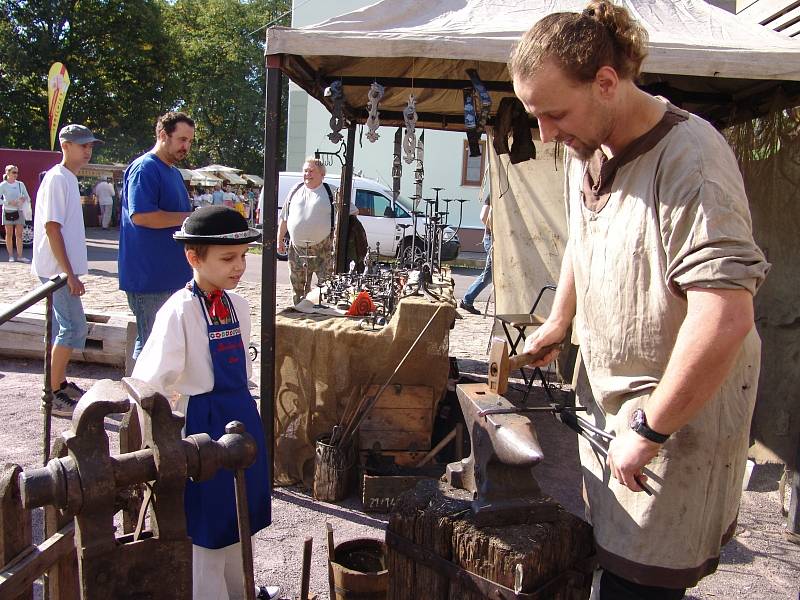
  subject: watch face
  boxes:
[630,408,644,430]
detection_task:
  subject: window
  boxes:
[355,190,396,217]
[461,140,486,186]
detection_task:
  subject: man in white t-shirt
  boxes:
[94,176,115,229]
[277,157,358,304]
[32,124,103,418]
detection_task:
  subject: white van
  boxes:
[258,172,460,263]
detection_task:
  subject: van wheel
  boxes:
[22,221,34,248]
[398,237,425,269]
[277,232,290,261]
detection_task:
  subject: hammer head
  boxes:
[487,338,510,396]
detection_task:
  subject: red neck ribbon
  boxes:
[207,289,230,321]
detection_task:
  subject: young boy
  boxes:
[31,124,104,417]
[132,206,279,600]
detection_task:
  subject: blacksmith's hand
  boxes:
[607,429,661,493]
[521,319,565,367]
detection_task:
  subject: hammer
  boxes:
[487,337,561,396]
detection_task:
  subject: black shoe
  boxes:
[459,300,480,315]
[58,381,86,401]
[51,390,78,418]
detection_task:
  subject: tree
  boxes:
[0,0,181,161]
[166,0,290,174]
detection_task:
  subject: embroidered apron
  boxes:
[184,286,271,549]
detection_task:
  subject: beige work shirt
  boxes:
[565,103,769,588]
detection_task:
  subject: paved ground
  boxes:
[0,230,797,599]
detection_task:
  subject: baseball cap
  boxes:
[58,124,104,145]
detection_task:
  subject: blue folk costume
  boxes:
[184,282,271,548]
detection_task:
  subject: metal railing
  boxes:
[0,273,68,465]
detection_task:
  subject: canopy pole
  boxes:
[260,57,283,486]
[335,123,357,273]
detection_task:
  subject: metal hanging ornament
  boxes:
[393,127,403,203]
[325,80,345,144]
[414,131,425,209]
[365,82,385,143]
[402,94,418,164]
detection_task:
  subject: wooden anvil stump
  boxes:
[386,479,595,600]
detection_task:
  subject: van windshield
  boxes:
[393,196,414,218]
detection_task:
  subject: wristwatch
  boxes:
[629,408,670,444]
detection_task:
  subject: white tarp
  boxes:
[266,0,800,81]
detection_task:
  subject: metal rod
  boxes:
[43,292,55,466]
[335,123,357,273]
[0,273,68,326]
[261,61,282,488]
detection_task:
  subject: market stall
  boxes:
[260,0,800,483]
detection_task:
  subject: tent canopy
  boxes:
[196,164,242,173]
[195,165,248,185]
[243,174,264,186]
[265,0,800,129]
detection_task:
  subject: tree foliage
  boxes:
[0,0,290,173]
[167,0,290,174]
[0,0,181,159]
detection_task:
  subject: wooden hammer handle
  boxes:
[508,343,562,371]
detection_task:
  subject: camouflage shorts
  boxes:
[288,235,333,304]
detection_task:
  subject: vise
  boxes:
[18,378,259,600]
[446,339,557,525]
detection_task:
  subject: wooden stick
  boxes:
[326,523,336,600]
[300,536,313,600]
[340,304,444,447]
[414,426,458,467]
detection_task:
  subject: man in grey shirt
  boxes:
[277,157,357,304]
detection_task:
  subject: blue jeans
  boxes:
[39,277,87,350]
[126,291,175,359]
[463,233,492,306]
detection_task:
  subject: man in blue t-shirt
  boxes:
[119,112,195,359]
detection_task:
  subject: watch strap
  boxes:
[632,409,670,444]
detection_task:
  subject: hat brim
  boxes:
[173,227,262,245]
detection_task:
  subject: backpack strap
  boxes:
[322,182,335,232]
[283,182,304,217]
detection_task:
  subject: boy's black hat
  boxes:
[173,206,261,245]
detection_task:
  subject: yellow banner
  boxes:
[48,63,70,150]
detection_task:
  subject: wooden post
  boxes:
[0,464,33,600]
